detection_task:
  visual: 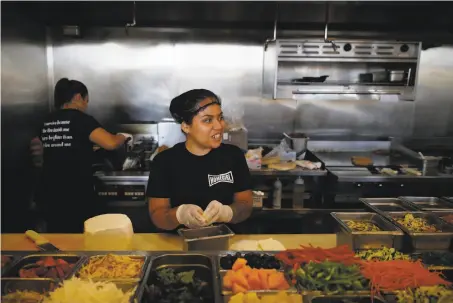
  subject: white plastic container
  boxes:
[84,214,134,250]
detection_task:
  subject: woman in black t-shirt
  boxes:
[34,78,132,232]
[147,89,253,230]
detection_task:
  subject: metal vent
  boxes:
[277,40,420,61]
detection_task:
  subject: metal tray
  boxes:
[75,254,149,282]
[223,291,302,303]
[305,293,387,303]
[217,251,281,270]
[360,198,418,214]
[141,253,219,303]
[410,251,453,269]
[178,224,235,251]
[1,255,16,276]
[331,212,404,250]
[432,211,453,226]
[385,212,453,251]
[399,196,453,211]
[1,278,56,301]
[2,254,84,280]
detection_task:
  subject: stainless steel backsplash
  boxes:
[45,27,453,139]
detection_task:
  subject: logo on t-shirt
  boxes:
[208,171,234,187]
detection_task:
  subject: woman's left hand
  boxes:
[204,200,233,224]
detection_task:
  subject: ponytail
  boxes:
[54,78,88,108]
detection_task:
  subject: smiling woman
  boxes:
[147,89,253,231]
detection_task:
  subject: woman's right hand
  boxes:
[176,204,207,229]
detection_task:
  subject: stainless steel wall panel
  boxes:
[1,6,49,232]
[49,27,453,139]
[412,46,453,137]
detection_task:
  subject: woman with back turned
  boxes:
[35,78,131,232]
[147,89,253,230]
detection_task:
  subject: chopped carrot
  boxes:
[223,274,233,289]
[232,258,247,271]
[242,265,252,277]
[258,270,269,289]
[247,271,261,289]
[231,271,249,290]
[268,272,287,290]
[360,259,452,297]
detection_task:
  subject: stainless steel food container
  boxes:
[178,224,235,251]
[385,212,453,251]
[141,253,220,303]
[431,211,453,226]
[75,254,149,282]
[1,278,56,299]
[360,197,419,215]
[331,212,405,250]
[399,196,453,211]
[389,70,406,82]
[2,254,85,281]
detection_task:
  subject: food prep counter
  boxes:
[1,234,337,252]
[2,245,453,302]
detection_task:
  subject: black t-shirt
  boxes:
[146,143,252,210]
[38,109,101,202]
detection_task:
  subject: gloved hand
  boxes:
[176,204,207,229]
[118,133,133,149]
[203,200,233,224]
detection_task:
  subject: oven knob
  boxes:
[378,184,383,187]
[356,183,362,187]
[400,184,404,187]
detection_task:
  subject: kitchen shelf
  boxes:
[278,57,418,64]
[278,80,408,87]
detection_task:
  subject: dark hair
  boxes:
[169,89,221,124]
[54,78,88,108]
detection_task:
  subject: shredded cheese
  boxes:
[78,254,143,279]
[43,278,135,303]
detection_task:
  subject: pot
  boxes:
[283,132,309,154]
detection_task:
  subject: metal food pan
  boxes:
[305,293,387,303]
[429,211,453,226]
[178,224,234,251]
[1,255,16,276]
[1,278,56,301]
[217,251,281,271]
[410,251,453,269]
[141,253,219,303]
[331,212,404,251]
[399,196,453,211]
[1,277,56,294]
[75,254,149,282]
[360,198,419,213]
[223,291,302,303]
[2,254,84,280]
[386,212,453,251]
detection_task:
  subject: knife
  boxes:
[25,230,61,251]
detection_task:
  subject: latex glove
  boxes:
[118,133,133,149]
[176,204,207,229]
[204,200,233,224]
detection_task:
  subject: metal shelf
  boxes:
[277,57,418,63]
[278,80,410,87]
